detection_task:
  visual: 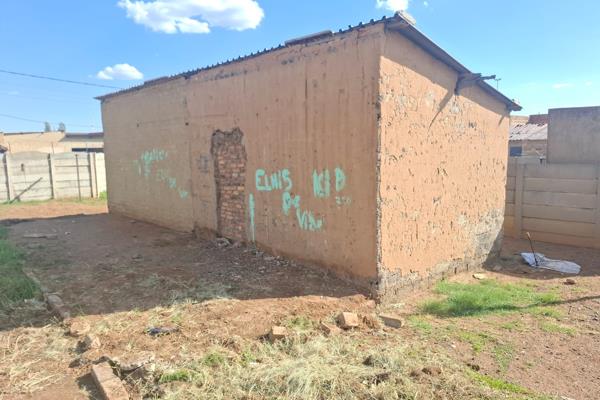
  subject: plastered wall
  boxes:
[376,30,510,298]
[101,77,195,231]
[101,25,384,285]
[547,106,600,163]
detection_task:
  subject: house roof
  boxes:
[96,14,521,111]
[509,121,548,141]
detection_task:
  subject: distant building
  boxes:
[0,131,103,154]
[509,114,548,157]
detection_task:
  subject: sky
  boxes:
[1,0,599,132]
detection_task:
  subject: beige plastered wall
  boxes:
[376,29,510,298]
[547,106,600,163]
[101,77,195,231]
[101,25,383,285]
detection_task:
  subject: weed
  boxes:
[0,227,39,309]
[471,372,529,394]
[529,306,563,319]
[159,369,194,383]
[285,315,315,332]
[421,280,560,317]
[407,315,433,334]
[539,322,576,336]
[499,319,525,332]
[492,342,514,372]
[202,352,226,367]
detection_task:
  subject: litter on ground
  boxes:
[521,253,581,274]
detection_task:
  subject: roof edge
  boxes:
[96,14,521,112]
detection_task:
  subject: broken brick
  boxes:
[337,312,359,329]
[379,313,404,329]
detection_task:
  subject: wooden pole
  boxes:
[48,154,57,199]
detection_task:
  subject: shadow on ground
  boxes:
[2,213,367,330]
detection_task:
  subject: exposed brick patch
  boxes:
[211,129,247,242]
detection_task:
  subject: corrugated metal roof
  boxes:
[96,14,521,111]
[509,123,547,141]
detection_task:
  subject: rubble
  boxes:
[91,362,129,400]
[378,313,404,328]
[268,326,288,342]
[337,312,359,329]
[319,322,342,336]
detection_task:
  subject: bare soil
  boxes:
[0,200,599,399]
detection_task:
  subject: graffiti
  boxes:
[134,149,189,199]
[255,168,292,192]
[248,166,352,240]
[248,193,256,242]
[134,149,167,178]
[296,208,323,231]
[313,167,348,198]
[282,192,301,216]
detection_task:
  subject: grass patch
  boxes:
[472,372,530,394]
[284,315,315,332]
[0,226,39,309]
[159,369,194,383]
[499,320,525,332]
[492,342,515,372]
[407,315,433,334]
[539,322,576,336]
[421,280,560,317]
[452,328,492,353]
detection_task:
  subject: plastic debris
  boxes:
[146,326,180,337]
[521,253,581,274]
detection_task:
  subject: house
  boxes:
[97,14,520,301]
[509,114,548,157]
[0,131,104,154]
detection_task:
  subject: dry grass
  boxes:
[0,322,76,395]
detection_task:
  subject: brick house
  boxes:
[97,14,520,301]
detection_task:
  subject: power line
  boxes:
[0,69,124,90]
[0,113,100,129]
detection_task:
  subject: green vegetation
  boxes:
[284,315,316,332]
[421,280,560,317]
[471,372,530,394]
[492,342,515,372]
[539,322,576,336]
[407,315,433,334]
[159,369,194,384]
[0,226,39,309]
[98,190,108,200]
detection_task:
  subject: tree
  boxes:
[44,122,52,132]
[58,122,66,132]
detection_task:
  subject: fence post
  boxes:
[75,154,82,201]
[48,154,57,199]
[514,159,526,239]
[88,152,97,198]
[4,154,14,202]
[595,163,600,249]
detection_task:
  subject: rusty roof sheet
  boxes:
[509,123,548,141]
[96,14,521,111]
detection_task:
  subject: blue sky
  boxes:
[1,0,599,132]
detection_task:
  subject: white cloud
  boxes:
[551,83,573,89]
[423,1,429,6]
[118,0,264,34]
[96,64,144,80]
[376,0,410,12]
[585,81,593,86]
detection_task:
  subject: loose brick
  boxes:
[378,313,404,328]
[337,312,359,329]
[320,322,342,336]
[91,362,129,400]
[268,326,288,342]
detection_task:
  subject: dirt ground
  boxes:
[0,200,599,399]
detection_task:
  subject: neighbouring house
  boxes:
[0,131,104,154]
[97,14,520,300]
[509,114,548,157]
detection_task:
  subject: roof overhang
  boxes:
[385,16,521,112]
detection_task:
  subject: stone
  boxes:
[492,265,503,272]
[69,320,91,337]
[379,313,404,328]
[268,326,288,342]
[473,273,488,280]
[564,278,576,285]
[422,366,442,376]
[320,322,342,336]
[81,335,101,351]
[46,294,71,320]
[361,314,382,329]
[337,312,359,329]
[91,363,129,400]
